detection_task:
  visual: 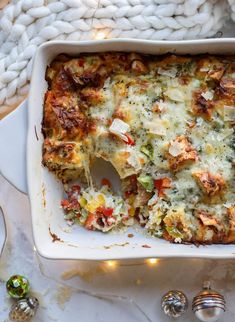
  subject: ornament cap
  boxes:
[195,281,224,298]
[203,281,211,290]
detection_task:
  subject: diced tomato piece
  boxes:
[61,198,80,211]
[124,191,134,198]
[154,178,171,197]
[71,185,81,193]
[69,199,80,209]
[101,178,112,188]
[61,199,70,208]
[161,178,171,188]
[85,213,96,230]
[78,58,85,67]
[154,178,171,190]
[96,206,114,217]
[68,184,81,200]
[103,208,113,216]
[123,133,135,146]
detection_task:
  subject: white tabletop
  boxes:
[1,21,235,322]
[1,175,235,322]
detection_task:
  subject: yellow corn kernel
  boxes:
[128,195,135,205]
[129,207,135,217]
[79,197,87,208]
[97,194,105,205]
[86,201,98,213]
[86,194,105,212]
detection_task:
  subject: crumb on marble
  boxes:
[55,285,72,310]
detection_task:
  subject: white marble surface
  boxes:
[1,175,235,322]
[1,19,235,322]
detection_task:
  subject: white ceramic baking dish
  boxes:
[1,39,235,260]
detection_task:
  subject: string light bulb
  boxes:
[94,30,107,40]
[147,258,159,265]
[106,260,117,268]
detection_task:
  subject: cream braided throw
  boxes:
[0,0,234,115]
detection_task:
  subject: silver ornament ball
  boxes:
[192,281,226,322]
[161,290,188,318]
[9,296,39,322]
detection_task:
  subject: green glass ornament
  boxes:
[6,275,30,299]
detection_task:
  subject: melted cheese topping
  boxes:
[43,53,235,244]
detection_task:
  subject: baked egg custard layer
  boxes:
[43,52,235,244]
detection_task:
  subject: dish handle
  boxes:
[0,100,28,194]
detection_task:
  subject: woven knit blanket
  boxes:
[0,0,235,116]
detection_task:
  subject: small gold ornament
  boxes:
[192,281,226,322]
[9,297,39,322]
[161,290,188,318]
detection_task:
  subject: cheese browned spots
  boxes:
[192,171,226,197]
[167,135,198,172]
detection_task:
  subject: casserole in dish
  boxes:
[43,51,235,245]
[1,39,235,259]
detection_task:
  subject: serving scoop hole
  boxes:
[90,158,121,193]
